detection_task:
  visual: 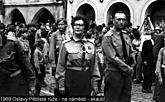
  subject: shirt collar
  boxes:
[72,35,87,42]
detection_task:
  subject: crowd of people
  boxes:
[1,11,165,102]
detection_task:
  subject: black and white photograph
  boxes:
[0,0,165,102]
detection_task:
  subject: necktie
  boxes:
[120,32,129,64]
[80,40,86,71]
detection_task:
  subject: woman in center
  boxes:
[55,16,100,96]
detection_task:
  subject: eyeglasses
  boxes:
[58,23,65,26]
[74,24,84,27]
[116,18,126,21]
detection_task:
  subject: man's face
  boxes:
[113,12,126,29]
[58,21,67,32]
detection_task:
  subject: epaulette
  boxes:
[87,39,95,45]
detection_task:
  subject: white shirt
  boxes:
[139,34,154,52]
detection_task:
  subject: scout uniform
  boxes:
[155,47,165,102]
[55,36,100,96]
[102,28,136,102]
[0,37,36,96]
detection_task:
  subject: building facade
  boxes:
[1,0,165,28]
[67,0,165,28]
[1,0,66,25]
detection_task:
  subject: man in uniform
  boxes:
[102,11,136,102]
[0,23,36,96]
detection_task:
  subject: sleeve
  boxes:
[35,30,40,43]
[102,36,131,73]
[28,41,31,59]
[129,45,136,67]
[139,35,144,52]
[153,34,164,62]
[155,48,163,80]
[33,51,41,74]
[91,48,101,88]
[49,33,56,66]
[15,40,36,89]
[55,42,67,89]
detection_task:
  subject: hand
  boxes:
[158,77,163,85]
[29,87,36,96]
[38,71,41,75]
[131,61,136,68]
[128,67,134,77]
[93,86,98,95]
[59,87,65,94]
[52,63,56,68]
[36,67,41,74]
[130,67,134,77]
[143,61,148,66]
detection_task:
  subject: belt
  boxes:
[107,64,121,71]
[67,66,90,72]
[10,69,22,78]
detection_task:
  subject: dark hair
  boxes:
[132,28,140,39]
[96,25,103,32]
[89,23,96,29]
[17,28,28,37]
[19,23,26,28]
[71,15,89,31]
[35,39,45,47]
[7,24,15,32]
[57,18,67,25]
[41,30,48,38]
[0,23,5,29]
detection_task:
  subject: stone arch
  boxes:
[104,0,133,25]
[31,7,55,24]
[74,1,97,24]
[141,0,165,27]
[4,8,25,25]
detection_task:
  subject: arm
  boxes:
[33,51,41,74]
[155,48,163,84]
[49,33,56,67]
[153,33,164,62]
[91,47,101,87]
[102,36,132,73]
[55,42,67,91]
[15,40,36,91]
